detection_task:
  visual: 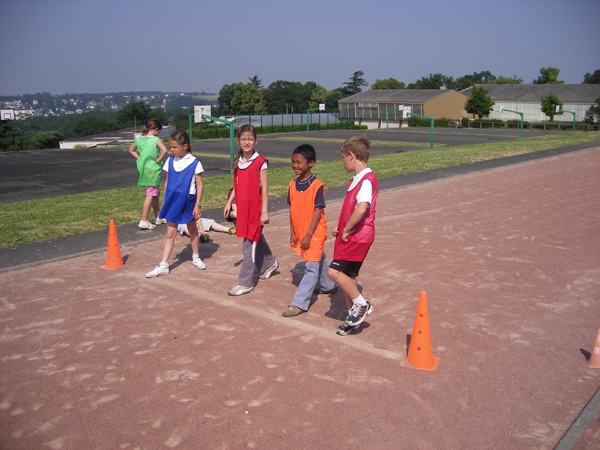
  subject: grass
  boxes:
[0,131,598,248]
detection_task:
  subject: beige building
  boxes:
[338,89,469,129]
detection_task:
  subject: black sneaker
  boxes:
[336,322,357,336]
[344,301,373,327]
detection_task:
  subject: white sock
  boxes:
[352,294,367,306]
[192,254,201,260]
[159,261,168,267]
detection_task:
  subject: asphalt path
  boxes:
[0,128,561,204]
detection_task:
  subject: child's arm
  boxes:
[289,212,297,246]
[260,169,269,225]
[224,189,235,219]
[128,142,139,159]
[300,207,323,250]
[156,140,168,164]
[193,173,203,220]
[341,202,369,241]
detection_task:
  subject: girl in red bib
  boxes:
[224,125,279,296]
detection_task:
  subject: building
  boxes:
[338,89,469,129]
[461,84,600,122]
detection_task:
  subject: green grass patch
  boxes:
[274,136,442,148]
[1,132,598,248]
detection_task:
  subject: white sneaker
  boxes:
[145,263,169,278]
[139,220,156,230]
[228,285,254,296]
[261,261,280,279]
[154,218,168,225]
[192,256,207,270]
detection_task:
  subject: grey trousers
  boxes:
[291,253,336,311]
[238,235,277,287]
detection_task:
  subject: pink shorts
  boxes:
[146,186,160,196]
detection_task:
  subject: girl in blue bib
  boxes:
[145,130,207,278]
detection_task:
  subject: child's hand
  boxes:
[290,235,297,246]
[193,205,201,220]
[300,235,311,250]
[341,228,353,242]
[223,205,230,220]
[332,227,339,237]
[260,213,269,225]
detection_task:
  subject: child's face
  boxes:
[237,131,257,154]
[169,139,188,158]
[291,153,314,180]
[341,151,355,174]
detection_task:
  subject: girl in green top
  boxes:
[128,119,168,229]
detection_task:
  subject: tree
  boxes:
[325,88,345,111]
[584,96,600,124]
[307,85,330,109]
[407,73,452,90]
[453,71,497,90]
[247,75,263,89]
[342,71,369,96]
[71,115,115,137]
[465,86,495,119]
[229,83,267,115]
[540,93,563,122]
[492,75,524,85]
[115,101,153,128]
[533,67,564,84]
[264,80,315,114]
[29,131,63,149]
[0,120,27,152]
[583,70,600,84]
[371,78,405,89]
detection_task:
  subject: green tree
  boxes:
[492,75,524,85]
[584,96,600,124]
[115,101,153,128]
[407,73,452,90]
[371,78,405,89]
[342,70,369,96]
[533,67,564,84]
[465,86,495,119]
[453,71,497,90]
[307,85,330,109]
[325,88,345,111]
[264,80,314,114]
[583,70,600,84]
[0,121,27,152]
[540,93,563,122]
[229,83,267,115]
[247,75,263,89]
[29,131,63,149]
[71,115,115,137]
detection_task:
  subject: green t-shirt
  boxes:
[135,136,161,186]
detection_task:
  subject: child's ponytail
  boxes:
[143,118,163,135]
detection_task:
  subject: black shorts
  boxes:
[329,259,363,278]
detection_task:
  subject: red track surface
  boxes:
[1,149,599,449]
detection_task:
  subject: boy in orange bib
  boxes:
[282,144,336,317]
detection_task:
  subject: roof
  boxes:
[339,89,465,103]
[460,84,600,103]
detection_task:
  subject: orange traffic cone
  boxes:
[589,329,600,368]
[101,220,123,270]
[406,291,440,371]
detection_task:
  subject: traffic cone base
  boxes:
[588,329,600,369]
[406,291,440,371]
[101,220,123,270]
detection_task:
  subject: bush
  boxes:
[460,117,470,128]
[408,117,431,127]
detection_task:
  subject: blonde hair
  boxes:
[142,118,163,135]
[339,136,371,162]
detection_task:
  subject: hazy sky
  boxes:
[1,0,599,96]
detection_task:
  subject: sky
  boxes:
[1,0,599,96]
